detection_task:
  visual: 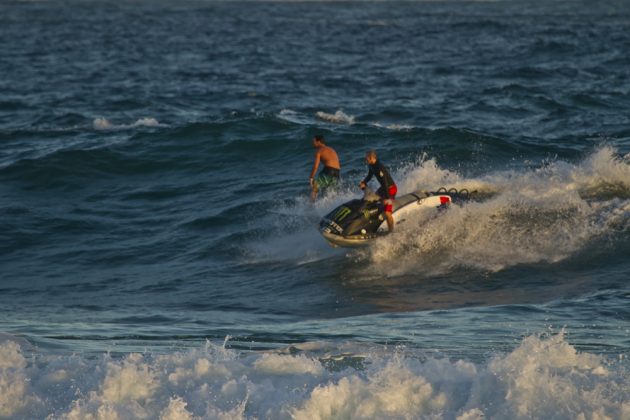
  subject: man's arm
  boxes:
[309,150,321,184]
[379,164,395,197]
[362,166,373,184]
[359,166,373,189]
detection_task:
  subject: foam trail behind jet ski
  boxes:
[362,147,630,276]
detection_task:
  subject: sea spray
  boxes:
[0,332,627,419]
[364,147,630,274]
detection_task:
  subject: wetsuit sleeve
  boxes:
[375,162,395,198]
[362,166,374,184]
[381,165,394,195]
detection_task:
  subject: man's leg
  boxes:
[383,198,394,232]
[385,211,394,232]
[311,183,319,201]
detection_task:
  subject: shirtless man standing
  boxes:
[309,135,341,201]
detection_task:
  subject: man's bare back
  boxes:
[316,145,340,170]
[309,135,341,201]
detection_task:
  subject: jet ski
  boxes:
[319,187,473,247]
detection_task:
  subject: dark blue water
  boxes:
[1,1,629,418]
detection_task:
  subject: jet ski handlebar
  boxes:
[362,187,382,202]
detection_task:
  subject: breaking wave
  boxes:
[361,147,630,274]
[315,110,356,125]
[0,331,627,419]
[93,117,165,130]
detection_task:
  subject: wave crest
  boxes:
[93,117,164,130]
[362,147,630,274]
[315,110,356,125]
[0,332,626,419]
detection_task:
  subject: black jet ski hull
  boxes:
[320,229,389,248]
[319,189,468,248]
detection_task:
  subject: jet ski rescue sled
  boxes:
[319,187,473,248]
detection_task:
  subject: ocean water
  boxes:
[1,0,630,418]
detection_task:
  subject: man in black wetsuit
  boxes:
[359,150,397,232]
[309,135,341,201]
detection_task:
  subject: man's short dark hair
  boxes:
[314,134,326,144]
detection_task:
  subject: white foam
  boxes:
[363,147,630,274]
[0,341,27,417]
[292,362,449,419]
[0,332,627,419]
[568,146,630,198]
[395,153,466,194]
[131,117,162,128]
[315,110,356,125]
[277,108,358,127]
[228,145,630,280]
[93,117,164,130]
[93,117,115,130]
[244,147,630,272]
[254,353,325,376]
[277,109,315,125]
[371,122,415,131]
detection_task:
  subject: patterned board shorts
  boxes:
[315,167,340,189]
[315,173,339,189]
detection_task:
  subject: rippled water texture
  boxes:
[1,0,629,418]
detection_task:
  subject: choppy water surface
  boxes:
[1,0,629,418]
